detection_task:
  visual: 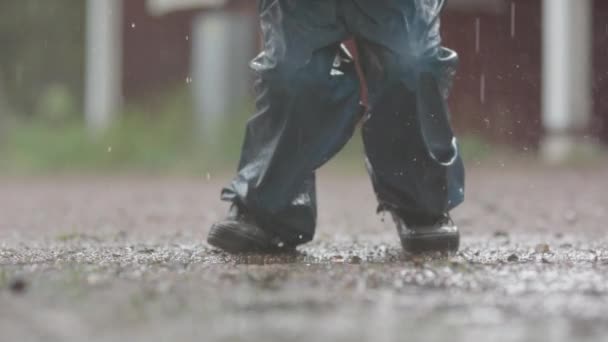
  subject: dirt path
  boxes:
[1,163,607,341]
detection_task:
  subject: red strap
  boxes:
[343,39,369,110]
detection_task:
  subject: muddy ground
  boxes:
[1,161,607,342]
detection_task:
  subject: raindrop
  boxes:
[475,17,481,54]
[186,76,192,84]
[185,35,189,41]
[298,235,303,240]
[206,172,211,181]
[107,146,112,153]
[480,73,486,104]
[130,22,136,29]
[510,2,516,38]
[277,241,285,248]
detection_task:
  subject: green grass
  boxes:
[0,89,252,175]
[0,88,509,176]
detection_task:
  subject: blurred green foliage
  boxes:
[0,0,84,118]
[0,88,250,175]
[0,84,505,175]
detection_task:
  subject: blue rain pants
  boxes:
[222,0,465,246]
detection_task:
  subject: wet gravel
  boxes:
[0,162,607,342]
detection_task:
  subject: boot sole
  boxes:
[400,231,460,255]
[207,221,293,254]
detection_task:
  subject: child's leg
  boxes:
[221,1,360,246]
[350,0,465,219]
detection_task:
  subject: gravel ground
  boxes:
[1,161,607,342]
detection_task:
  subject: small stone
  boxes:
[494,231,509,238]
[138,248,155,254]
[534,243,550,254]
[9,278,27,294]
[411,256,425,267]
[449,260,463,268]
[330,255,344,263]
[348,256,362,264]
[507,254,519,262]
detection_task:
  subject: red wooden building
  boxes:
[120,0,608,146]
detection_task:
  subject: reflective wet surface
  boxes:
[1,162,607,341]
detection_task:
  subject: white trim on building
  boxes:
[146,0,227,16]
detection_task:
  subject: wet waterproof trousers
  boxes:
[221,0,465,246]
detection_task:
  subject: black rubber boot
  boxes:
[207,205,296,254]
[391,212,459,254]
